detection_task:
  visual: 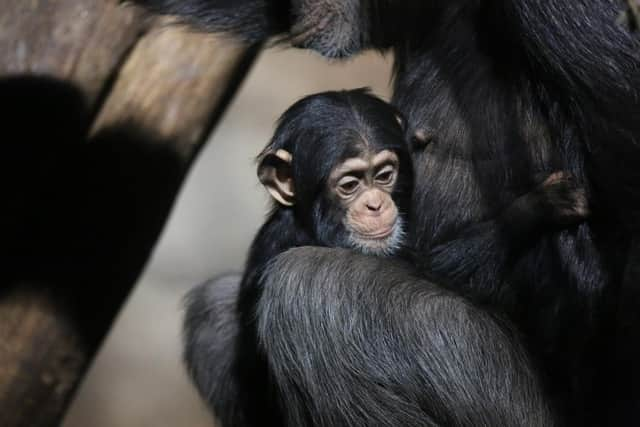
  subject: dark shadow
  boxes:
[0,75,186,350]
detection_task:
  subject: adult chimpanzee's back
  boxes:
[134,0,640,425]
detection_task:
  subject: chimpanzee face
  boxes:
[257,89,412,256]
[258,144,408,256]
[324,149,405,255]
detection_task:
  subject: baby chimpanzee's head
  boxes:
[258,88,412,256]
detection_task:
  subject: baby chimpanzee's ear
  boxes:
[257,149,295,206]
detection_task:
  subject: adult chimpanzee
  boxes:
[186,89,588,426]
[134,0,640,425]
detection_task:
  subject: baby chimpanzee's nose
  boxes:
[366,200,382,211]
[362,189,386,214]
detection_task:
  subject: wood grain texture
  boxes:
[0,287,86,427]
[91,18,253,159]
[0,3,257,426]
[0,0,147,106]
[0,2,149,423]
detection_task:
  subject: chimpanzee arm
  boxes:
[130,0,404,57]
[130,0,640,99]
[257,246,556,427]
[131,0,290,42]
[423,172,588,302]
[507,1,639,115]
[507,0,640,224]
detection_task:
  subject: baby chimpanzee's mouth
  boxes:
[348,218,404,257]
[358,227,394,240]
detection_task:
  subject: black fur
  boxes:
[257,247,554,426]
[187,89,415,426]
[183,274,244,425]
[135,0,640,425]
[185,94,586,426]
[133,0,290,42]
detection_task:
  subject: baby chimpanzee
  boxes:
[254,89,413,260]
[186,89,588,427]
[226,88,413,426]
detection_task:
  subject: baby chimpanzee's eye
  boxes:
[338,176,360,196]
[375,166,395,185]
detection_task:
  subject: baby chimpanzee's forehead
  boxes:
[291,95,404,152]
[329,149,399,179]
[265,89,409,185]
[289,122,403,173]
[279,90,402,141]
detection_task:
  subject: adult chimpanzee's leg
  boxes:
[183,274,247,426]
[257,247,556,427]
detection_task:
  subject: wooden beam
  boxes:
[0,3,258,426]
[0,0,148,108]
[90,18,255,159]
[0,287,86,427]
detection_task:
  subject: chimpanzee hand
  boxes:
[501,171,589,237]
[530,171,589,227]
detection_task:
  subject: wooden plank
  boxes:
[90,18,255,159]
[0,1,149,424]
[0,0,147,107]
[0,287,86,427]
[0,4,257,426]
